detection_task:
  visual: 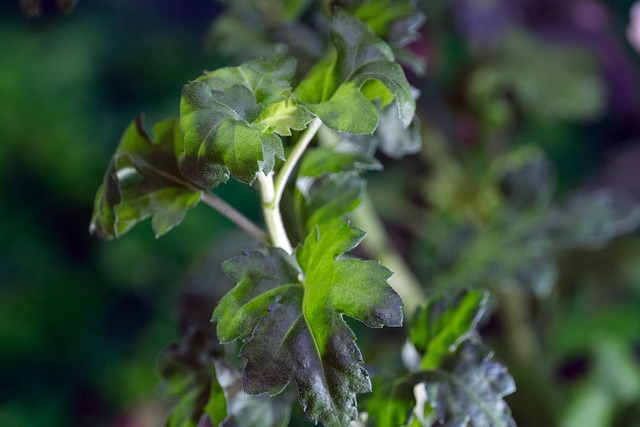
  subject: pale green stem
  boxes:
[257,171,293,254]
[351,196,426,315]
[257,117,323,254]
[273,117,323,207]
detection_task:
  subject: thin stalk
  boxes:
[136,159,269,245]
[257,117,322,253]
[351,196,426,315]
[257,171,293,254]
[497,281,540,366]
[201,191,269,245]
[273,117,322,207]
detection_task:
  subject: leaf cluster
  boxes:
[367,290,517,427]
[90,5,422,427]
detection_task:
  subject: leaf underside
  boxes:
[213,221,403,426]
[90,116,201,239]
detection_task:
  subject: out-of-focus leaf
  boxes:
[90,117,202,239]
[212,221,402,426]
[468,32,605,126]
[490,146,555,212]
[296,146,382,231]
[545,190,640,250]
[374,102,422,159]
[296,7,415,134]
[410,290,488,370]
[367,371,433,427]
[302,173,365,231]
[424,341,517,427]
[215,360,295,427]
[157,326,225,427]
[299,147,382,179]
[180,56,307,187]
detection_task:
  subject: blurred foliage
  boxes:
[2,0,640,426]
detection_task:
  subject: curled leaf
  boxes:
[90,117,201,239]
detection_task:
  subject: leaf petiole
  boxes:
[200,191,270,245]
[273,117,323,207]
[137,159,269,244]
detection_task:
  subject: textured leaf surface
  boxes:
[90,117,201,239]
[180,56,310,187]
[410,290,488,370]
[212,221,403,426]
[295,7,415,134]
[425,342,516,427]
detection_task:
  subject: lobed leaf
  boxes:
[180,55,313,188]
[90,116,201,239]
[295,7,415,134]
[212,221,403,426]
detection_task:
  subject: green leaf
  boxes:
[301,173,366,231]
[179,56,299,187]
[90,116,201,239]
[367,372,434,427]
[424,342,517,427]
[410,290,488,370]
[295,7,415,134]
[213,221,403,426]
[298,147,382,179]
[295,146,382,231]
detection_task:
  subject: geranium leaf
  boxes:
[179,56,298,187]
[90,116,201,239]
[295,7,415,134]
[212,220,403,426]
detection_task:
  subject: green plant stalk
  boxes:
[258,118,323,254]
[257,171,293,253]
[200,191,270,245]
[138,159,269,245]
[273,118,323,206]
[497,280,540,366]
[351,196,426,314]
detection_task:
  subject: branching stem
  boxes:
[257,171,293,253]
[273,118,322,207]
[258,117,323,253]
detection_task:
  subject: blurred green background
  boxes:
[2,0,640,426]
